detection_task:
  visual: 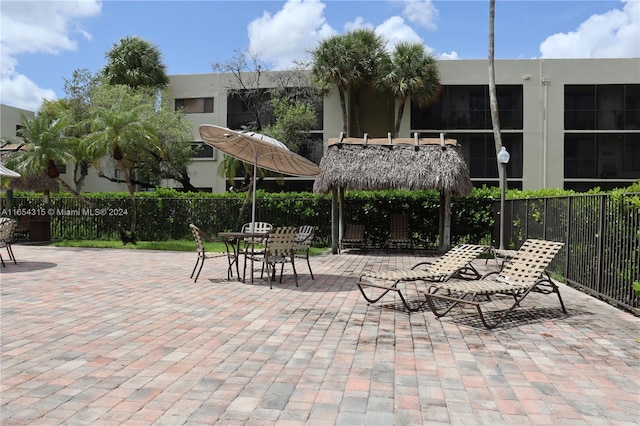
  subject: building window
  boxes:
[565,134,639,179]
[564,135,597,178]
[175,98,214,114]
[411,85,522,130]
[191,142,215,159]
[449,133,523,181]
[624,138,640,172]
[565,84,640,130]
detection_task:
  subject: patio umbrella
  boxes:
[199,124,321,227]
[0,164,21,178]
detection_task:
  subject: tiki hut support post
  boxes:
[331,187,340,254]
[439,190,452,251]
[339,187,345,250]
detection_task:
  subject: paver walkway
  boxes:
[1,245,638,425]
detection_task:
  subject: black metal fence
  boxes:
[495,193,640,314]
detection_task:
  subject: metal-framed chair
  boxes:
[241,222,273,283]
[189,224,235,282]
[388,213,412,249]
[339,224,365,253]
[0,217,17,267]
[260,226,299,289]
[424,239,566,329]
[294,225,315,279]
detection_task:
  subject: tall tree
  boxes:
[381,42,440,137]
[38,98,90,192]
[311,30,388,137]
[83,84,161,241]
[101,37,196,192]
[311,34,357,135]
[212,49,270,131]
[346,29,388,137]
[102,36,169,89]
[6,115,89,207]
[489,0,505,178]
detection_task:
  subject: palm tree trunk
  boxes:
[394,98,407,137]
[353,89,363,137]
[55,178,94,207]
[338,89,348,135]
[489,0,504,177]
[117,159,137,236]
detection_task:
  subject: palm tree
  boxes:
[7,115,81,207]
[311,30,388,137]
[311,34,357,135]
[102,36,169,89]
[489,0,507,249]
[346,29,388,137]
[83,85,161,241]
[381,42,440,137]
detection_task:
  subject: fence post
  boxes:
[596,195,606,294]
[564,196,571,277]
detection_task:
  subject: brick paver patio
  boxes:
[1,245,638,425]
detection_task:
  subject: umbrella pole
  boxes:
[251,156,257,230]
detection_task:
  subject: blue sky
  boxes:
[1,0,638,112]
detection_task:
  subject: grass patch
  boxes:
[48,239,329,255]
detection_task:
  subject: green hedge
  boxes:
[1,187,499,248]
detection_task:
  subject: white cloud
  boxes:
[247,0,336,70]
[343,16,374,32]
[540,0,639,58]
[402,0,438,31]
[248,0,439,69]
[439,51,459,60]
[0,0,101,111]
[376,16,424,51]
[343,15,427,53]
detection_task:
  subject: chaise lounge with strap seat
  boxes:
[423,239,565,329]
[356,244,488,312]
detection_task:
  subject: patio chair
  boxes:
[356,244,488,312]
[423,239,565,329]
[260,226,299,289]
[0,217,17,267]
[294,225,315,279]
[241,221,273,283]
[189,224,235,282]
[388,213,412,249]
[339,224,365,253]
[14,215,30,241]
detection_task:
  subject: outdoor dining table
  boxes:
[218,231,270,283]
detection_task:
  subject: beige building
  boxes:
[2,58,639,193]
[1,104,34,140]
[170,57,640,193]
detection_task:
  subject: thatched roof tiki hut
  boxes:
[313,133,472,253]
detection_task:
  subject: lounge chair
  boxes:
[356,244,488,312]
[388,213,412,249]
[189,224,235,282]
[339,224,365,253]
[294,225,315,279]
[423,239,565,329]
